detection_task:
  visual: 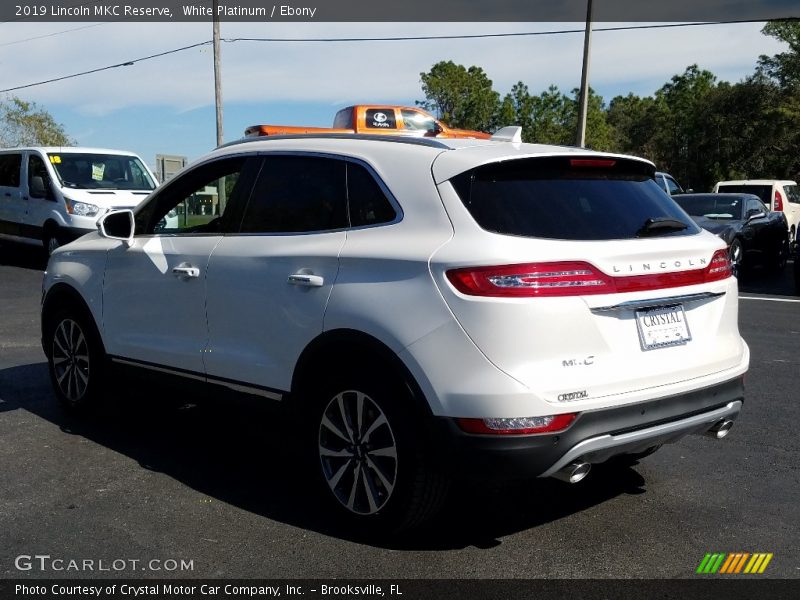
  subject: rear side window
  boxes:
[0,153,22,187]
[451,157,699,241]
[717,184,771,207]
[240,156,348,234]
[346,162,397,227]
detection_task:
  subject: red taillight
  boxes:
[446,249,732,297]
[774,190,783,211]
[456,413,578,435]
[446,261,615,297]
[569,159,617,168]
[705,248,733,281]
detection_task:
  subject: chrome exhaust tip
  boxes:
[705,419,734,440]
[552,461,591,484]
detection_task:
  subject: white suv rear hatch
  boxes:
[430,152,746,407]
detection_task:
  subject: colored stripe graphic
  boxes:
[699,553,773,574]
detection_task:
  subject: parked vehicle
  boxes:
[245,105,491,140]
[673,193,789,275]
[0,147,156,254]
[41,131,748,531]
[714,180,800,243]
[654,172,686,195]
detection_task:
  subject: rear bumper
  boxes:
[431,376,744,481]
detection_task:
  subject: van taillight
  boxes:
[446,250,732,297]
[774,190,783,211]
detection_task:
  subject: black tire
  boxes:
[729,238,743,277]
[794,259,800,295]
[309,368,448,534]
[43,226,62,256]
[770,237,789,273]
[43,305,107,411]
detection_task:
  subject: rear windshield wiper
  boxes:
[636,217,689,237]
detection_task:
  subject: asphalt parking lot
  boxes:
[0,242,798,580]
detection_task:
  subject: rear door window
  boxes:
[239,156,348,234]
[450,157,699,241]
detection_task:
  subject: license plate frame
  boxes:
[635,304,691,351]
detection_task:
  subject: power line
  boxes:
[223,19,772,42]
[0,41,212,93]
[0,19,778,95]
[0,23,109,48]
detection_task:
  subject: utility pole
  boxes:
[575,0,593,148]
[212,0,223,147]
[212,0,226,215]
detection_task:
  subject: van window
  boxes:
[784,185,800,204]
[28,155,54,199]
[717,184,771,207]
[451,156,699,241]
[47,153,155,191]
[0,153,22,187]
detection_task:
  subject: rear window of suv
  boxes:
[716,184,771,206]
[450,156,699,241]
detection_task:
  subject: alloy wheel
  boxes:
[318,390,398,515]
[51,319,90,402]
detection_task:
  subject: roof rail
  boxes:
[491,126,523,143]
[217,133,452,150]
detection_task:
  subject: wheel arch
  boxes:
[291,328,434,418]
[41,282,105,358]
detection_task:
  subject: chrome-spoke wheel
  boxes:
[51,318,90,402]
[318,390,398,515]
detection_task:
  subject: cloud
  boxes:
[0,21,788,115]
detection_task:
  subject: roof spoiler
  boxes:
[491,126,523,143]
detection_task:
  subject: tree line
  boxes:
[418,21,800,192]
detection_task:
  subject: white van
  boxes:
[0,147,157,254]
[714,179,800,242]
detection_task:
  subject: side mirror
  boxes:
[686,188,694,193]
[99,209,135,245]
[747,210,766,221]
[30,176,50,199]
[430,122,443,136]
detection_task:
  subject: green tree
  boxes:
[564,87,615,151]
[418,61,500,132]
[758,20,800,89]
[0,96,72,147]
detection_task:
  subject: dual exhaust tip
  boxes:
[552,418,736,484]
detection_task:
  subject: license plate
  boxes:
[635,304,691,351]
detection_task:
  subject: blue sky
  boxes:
[0,21,787,171]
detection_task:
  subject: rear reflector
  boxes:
[447,249,731,297]
[456,413,578,435]
[774,189,783,211]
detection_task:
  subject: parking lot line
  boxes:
[739,296,800,303]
